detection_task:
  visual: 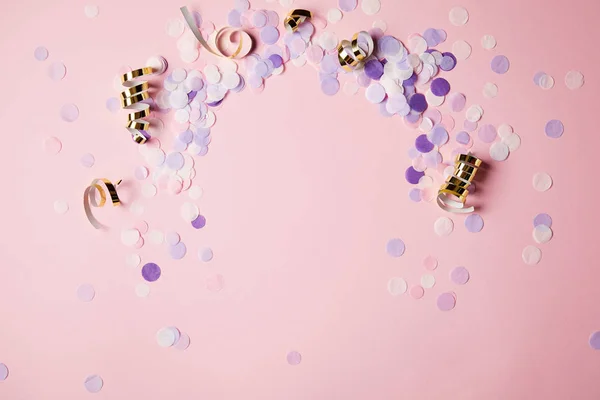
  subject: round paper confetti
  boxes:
[321,77,340,96]
[174,332,191,350]
[53,200,69,214]
[545,119,564,139]
[464,214,484,233]
[533,225,553,244]
[191,215,206,229]
[538,74,555,90]
[180,202,200,222]
[532,172,553,192]
[361,0,381,15]
[489,142,509,161]
[420,274,436,289]
[170,242,187,260]
[48,62,66,81]
[142,263,161,282]
[166,18,185,38]
[434,217,454,236]
[84,375,103,393]
[437,292,456,311]
[522,245,542,265]
[148,230,164,245]
[503,133,521,151]
[533,213,552,228]
[287,351,302,365]
[77,284,95,302]
[156,327,178,347]
[386,238,405,257]
[481,34,496,49]
[409,285,425,299]
[206,274,225,292]
[565,70,584,90]
[491,55,510,74]
[80,153,95,168]
[327,8,343,23]
[339,0,357,11]
[423,255,438,271]
[126,253,141,268]
[198,247,214,262]
[60,103,79,122]
[121,229,140,246]
[452,40,472,60]
[450,266,470,285]
[387,277,408,296]
[478,124,497,143]
[589,331,600,350]
[44,137,62,155]
[0,363,8,381]
[483,82,498,98]
[34,46,48,61]
[449,6,469,26]
[135,283,150,298]
[84,5,99,18]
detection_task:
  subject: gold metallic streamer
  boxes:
[120,67,156,144]
[180,6,253,59]
[337,31,375,72]
[437,153,483,214]
[283,9,312,33]
[83,179,122,229]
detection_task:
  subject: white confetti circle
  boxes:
[434,217,454,236]
[532,172,553,192]
[522,245,542,265]
[387,277,408,296]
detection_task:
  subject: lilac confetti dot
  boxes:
[84,375,103,393]
[141,263,161,282]
[403,72,417,87]
[423,28,441,47]
[464,214,484,233]
[430,78,451,96]
[172,139,187,152]
[191,215,206,229]
[321,77,340,96]
[405,166,425,184]
[533,213,552,228]
[166,152,185,170]
[409,93,428,113]
[545,119,564,139]
[34,46,49,61]
[589,331,600,350]
[260,26,280,45]
[364,59,384,80]
[268,54,283,68]
[198,247,214,262]
[338,0,357,12]
[379,36,401,56]
[0,363,8,381]
[456,131,470,145]
[179,130,193,144]
[170,242,187,260]
[437,292,456,311]
[450,266,470,285]
[386,238,405,257]
[106,97,120,113]
[227,9,242,27]
[415,134,435,153]
[60,103,79,122]
[409,188,421,202]
[287,351,302,365]
[440,52,456,71]
[491,55,510,74]
[428,125,448,146]
[478,124,497,143]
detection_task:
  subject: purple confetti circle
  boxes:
[408,93,428,113]
[437,292,456,311]
[287,350,302,365]
[464,214,484,233]
[456,131,470,145]
[321,77,340,96]
[260,26,280,45]
[142,263,161,282]
[491,55,510,74]
[191,215,206,229]
[450,266,470,285]
[405,166,425,184]
[338,0,357,12]
[478,124,497,143]
[409,188,421,202]
[589,331,600,350]
[415,134,435,153]
[0,363,8,381]
[430,78,451,96]
[533,213,552,228]
[84,375,103,393]
[386,238,405,257]
[170,242,187,260]
[545,119,564,139]
[364,59,384,80]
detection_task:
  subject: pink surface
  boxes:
[1,0,600,398]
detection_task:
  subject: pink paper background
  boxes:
[1,0,600,398]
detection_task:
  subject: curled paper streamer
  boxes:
[437,153,483,214]
[121,67,156,144]
[83,179,122,229]
[283,9,312,33]
[337,31,375,72]
[180,6,252,59]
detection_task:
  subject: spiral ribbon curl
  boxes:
[83,179,122,229]
[120,67,155,144]
[283,9,312,33]
[337,31,375,72]
[437,153,483,214]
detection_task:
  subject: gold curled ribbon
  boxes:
[121,67,154,144]
[337,31,375,72]
[180,6,252,59]
[284,9,312,33]
[437,153,483,214]
[84,179,122,229]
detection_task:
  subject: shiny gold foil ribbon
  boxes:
[83,179,122,229]
[180,6,253,59]
[121,67,154,144]
[437,153,483,214]
[284,9,312,33]
[337,31,375,72]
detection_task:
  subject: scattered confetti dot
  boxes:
[198,247,213,262]
[166,18,185,38]
[339,0,357,11]
[77,284,95,302]
[450,266,470,285]
[135,283,150,298]
[188,186,203,200]
[481,34,496,49]
[420,274,436,289]
[0,363,8,381]
[44,136,62,155]
[34,46,48,61]
[84,5,99,18]
[321,76,340,96]
[170,242,187,260]
[533,213,552,228]
[538,73,555,90]
[423,255,438,270]
[545,119,564,139]
[121,229,140,246]
[386,238,405,257]
[533,225,553,244]
[174,332,191,350]
[437,292,456,311]
[142,183,157,198]
[483,82,498,98]
[126,253,141,268]
[589,331,600,350]
[565,70,584,90]
[533,172,553,192]
[478,124,497,143]
[327,8,343,23]
[449,6,469,26]
[287,351,302,365]
[180,202,200,222]
[464,214,484,232]
[80,153,95,168]
[491,55,510,74]
[503,133,521,151]
[106,97,120,113]
[489,142,509,161]
[206,274,224,292]
[409,285,425,299]
[142,263,161,282]
[522,245,542,265]
[148,230,164,245]
[452,40,472,60]
[134,166,149,180]
[387,277,408,296]
[48,61,66,81]
[191,215,206,229]
[60,103,79,122]
[84,375,103,393]
[53,200,69,214]
[434,217,454,236]
[361,0,381,15]
[156,327,179,347]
